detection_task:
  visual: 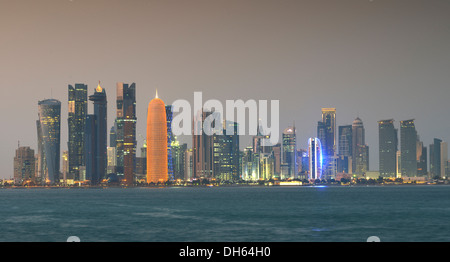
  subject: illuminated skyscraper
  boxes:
[213,120,240,181]
[282,126,297,179]
[37,99,61,185]
[192,110,214,179]
[308,138,323,180]
[172,140,187,181]
[147,91,168,184]
[88,82,107,184]
[338,125,352,174]
[68,83,87,180]
[115,82,137,177]
[400,119,417,177]
[318,108,336,179]
[378,119,398,177]
[166,105,174,180]
[352,117,369,175]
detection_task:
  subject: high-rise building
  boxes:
[84,114,96,182]
[430,138,448,179]
[14,146,35,185]
[319,108,336,179]
[354,144,369,175]
[213,121,240,181]
[172,140,187,181]
[147,91,168,184]
[184,149,193,182]
[107,147,117,174]
[68,83,87,181]
[351,117,365,174]
[400,119,417,177]
[37,99,61,185]
[378,119,398,177]
[338,125,352,174]
[416,140,427,176]
[339,125,352,158]
[166,105,174,181]
[192,110,215,179]
[115,82,137,177]
[62,150,69,184]
[110,125,117,148]
[88,82,107,184]
[308,138,323,181]
[282,126,297,179]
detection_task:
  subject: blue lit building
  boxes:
[166,105,174,180]
[308,138,323,181]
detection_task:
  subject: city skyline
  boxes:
[2,1,450,179]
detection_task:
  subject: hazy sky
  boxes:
[2,0,450,179]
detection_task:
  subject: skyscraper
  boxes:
[88,82,107,185]
[378,119,398,177]
[213,121,240,181]
[308,138,323,181]
[282,126,297,179]
[319,108,336,179]
[115,82,137,177]
[338,125,352,174]
[37,99,61,185]
[430,138,448,179]
[14,146,35,185]
[85,114,96,183]
[400,119,417,177]
[352,117,369,175]
[147,91,168,184]
[416,140,427,176]
[192,110,214,179]
[172,140,187,181]
[68,83,87,181]
[338,125,352,158]
[166,105,174,181]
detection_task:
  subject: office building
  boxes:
[308,138,323,180]
[68,83,87,180]
[378,119,398,177]
[14,146,35,185]
[37,99,61,185]
[400,119,417,177]
[147,91,168,184]
[88,82,107,184]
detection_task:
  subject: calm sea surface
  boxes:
[0,185,449,242]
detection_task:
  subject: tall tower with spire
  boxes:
[87,81,107,184]
[147,90,168,184]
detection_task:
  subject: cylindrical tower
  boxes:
[147,91,168,184]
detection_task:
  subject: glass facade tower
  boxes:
[37,99,61,185]
[68,83,87,180]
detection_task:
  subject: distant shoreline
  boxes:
[0,183,448,190]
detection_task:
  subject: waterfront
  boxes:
[0,185,449,242]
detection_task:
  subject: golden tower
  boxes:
[146,90,168,184]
